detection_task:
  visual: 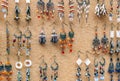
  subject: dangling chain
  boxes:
[109,0,113,22]
[57,0,64,21]
[99,57,105,80]
[51,56,59,81]
[95,0,107,17]
[117,0,120,23]
[101,24,109,54]
[76,0,90,23]
[92,26,100,54]
[39,56,48,81]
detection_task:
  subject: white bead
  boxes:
[15,0,19,3]
[116,31,120,38]
[110,31,114,38]
[15,61,23,70]
[109,16,112,21]
[26,0,30,3]
[117,17,120,23]
[24,59,32,67]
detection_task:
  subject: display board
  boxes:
[0,0,119,81]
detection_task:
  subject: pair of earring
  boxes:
[76,51,91,81]
[76,0,90,23]
[95,0,107,17]
[37,0,54,19]
[39,27,58,45]
[92,24,109,54]
[39,55,59,81]
[94,57,105,81]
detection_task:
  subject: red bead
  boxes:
[62,51,64,54]
[111,7,113,10]
[23,40,26,43]
[13,39,16,43]
[70,49,72,52]
[37,16,40,18]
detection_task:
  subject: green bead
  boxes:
[60,33,66,40]
[69,31,74,38]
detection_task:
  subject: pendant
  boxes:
[51,28,58,43]
[39,28,46,44]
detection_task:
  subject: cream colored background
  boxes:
[0,0,119,81]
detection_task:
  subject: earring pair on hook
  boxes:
[39,55,59,81]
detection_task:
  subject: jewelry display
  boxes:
[50,55,59,81]
[76,0,90,23]
[99,57,105,80]
[92,26,100,54]
[39,55,48,81]
[76,51,83,81]
[85,51,91,81]
[109,0,113,22]
[101,24,109,54]
[95,0,107,17]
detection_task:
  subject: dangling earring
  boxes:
[117,0,120,23]
[101,24,109,54]
[99,57,105,80]
[92,26,100,54]
[36,0,45,19]
[100,0,107,16]
[0,58,4,80]
[39,27,46,45]
[76,51,83,81]
[50,55,59,81]
[39,55,48,81]
[14,0,20,21]
[67,23,74,52]
[1,0,8,18]
[46,0,55,20]
[94,58,99,81]
[85,51,91,81]
[109,0,113,22]
[26,0,31,21]
[51,27,58,44]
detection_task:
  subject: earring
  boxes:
[51,27,58,43]
[94,58,99,81]
[50,55,59,81]
[37,0,45,19]
[109,0,113,22]
[0,59,4,80]
[117,0,120,23]
[67,23,74,52]
[14,0,20,21]
[39,55,48,81]
[26,0,31,21]
[1,0,8,18]
[46,0,55,20]
[85,51,91,81]
[99,57,105,80]
[39,27,46,45]
[92,26,100,54]
[101,24,109,54]
[76,51,83,81]
[57,0,64,21]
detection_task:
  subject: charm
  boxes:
[115,57,120,73]
[14,3,20,21]
[94,58,99,81]
[92,27,100,54]
[101,24,109,54]
[85,51,91,81]
[99,57,105,80]
[68,0,75,22]
[39,27,46,44]
[46,0,55,19]
[17,71,22,81]
[26,5,31,21]
[37,0,45,19]
[67,23,74,52]
[76,51,82,81]
[108,57,114,73]
[1,0,8,18]
[39,55,48,81]
[51,55,59,81]
[51,28,58,43]
[57,0,64,21]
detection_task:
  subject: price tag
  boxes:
[116,31,120,38]
[26,0,30,3]
[110,31,114,38]
[15,0,19,3]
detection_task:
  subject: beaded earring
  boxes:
[67,23,74,52]
[39,27,46,45]
[101,24,109,54]
[109,0,113,22]
[14,0,20,21]
[94,58,99,81]
[50,55,59,81]
[37,0,45,19]
[76,51,83,81]
[39,55,48,81]
[46,0,55,20]
[0,57,4,80]
[117,0,120,23]
[92,26,100,54]
[26,0,31,21]
[99,57,105,80]
[95,0,107,17]
[51,27,58,44]
[84,51,91,81]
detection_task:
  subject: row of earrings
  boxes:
[39,55,59,81]
[39,24,74,54]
